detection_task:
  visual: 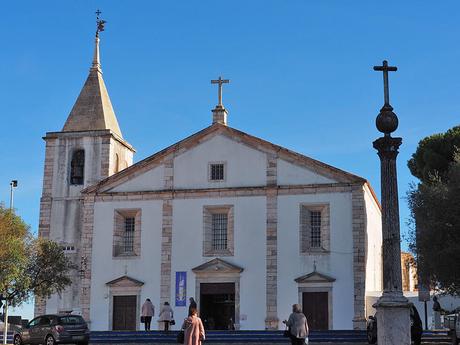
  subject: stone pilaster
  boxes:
[160,199,173,305]
[160,155,174,304]
[265,153,278,330]
[80,195,96,323]
[34,138,56,315]
[351,186,367,330]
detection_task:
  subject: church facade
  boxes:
[35,28,383,331]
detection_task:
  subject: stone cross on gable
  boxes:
[211,76,230,107]
[373,60,397,105]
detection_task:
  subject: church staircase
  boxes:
[5,330,450,344]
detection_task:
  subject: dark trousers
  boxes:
[144,316,152,331]
[290,336,305,345]
[163,320,170,331]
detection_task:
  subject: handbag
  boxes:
[176,330,184,344]
[170,319,176,325]
[283,325,291,337]
[140,316,145,323]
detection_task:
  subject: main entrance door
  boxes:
[113,295,137,330]
[302,292,329,330]
[200,283,235,330]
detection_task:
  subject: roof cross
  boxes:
[373,60,397,105]
[95,9,106,36]
[211,76,230,107]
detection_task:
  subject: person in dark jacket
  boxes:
[188,297,197,316]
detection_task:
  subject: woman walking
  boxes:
[182,307,205,345]
[283,304,309,345]
[159,301,174,331]
[141,298,155,331]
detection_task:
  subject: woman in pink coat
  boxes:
[182,307,205,345]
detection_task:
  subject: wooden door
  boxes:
[113,295,137,330]
[302,292,329,330]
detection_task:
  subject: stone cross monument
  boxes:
[372,60,411,345]
[211,76,230,125]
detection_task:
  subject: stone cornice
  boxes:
[89,182,364,202]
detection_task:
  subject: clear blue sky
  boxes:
[1,1,459,319]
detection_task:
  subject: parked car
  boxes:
[13,314,89,345]
[366,304,423,345]
[444,312,460,344]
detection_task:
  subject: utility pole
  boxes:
[3,180,18,345]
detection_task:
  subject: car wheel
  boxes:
[13,335,23,345]
[367,329,377,344]
[45,335,56,345]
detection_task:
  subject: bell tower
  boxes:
[35,12,135,316]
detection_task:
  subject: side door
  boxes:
[26,317,42,344]
[37,316,53,344]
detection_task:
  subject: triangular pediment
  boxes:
[294,271,336,283]
[192,258,244,274]
[83,123,366,194]
[106,275,144,287]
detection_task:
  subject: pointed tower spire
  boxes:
[62,11,122,137]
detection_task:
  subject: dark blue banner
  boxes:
[175,271,187,306]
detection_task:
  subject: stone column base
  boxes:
[265,317,279,330]
[373,293,411,345]
[352,317,367,330]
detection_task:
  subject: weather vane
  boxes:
[95,9,106,36]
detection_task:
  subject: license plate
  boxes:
[72,336,85,340]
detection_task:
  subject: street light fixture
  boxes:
[3,180,18,345]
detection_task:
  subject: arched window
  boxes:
[70,150,85,185]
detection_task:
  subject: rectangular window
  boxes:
[124,217,135,253]
[203,205,234,256]
[210,163,225,181]
[212,213,228,250]
[310,211,322,248]
[300,204,330,254]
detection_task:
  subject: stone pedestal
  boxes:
[374,292,411,345]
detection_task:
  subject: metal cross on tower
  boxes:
[373,60,397,105]
[211,76,230,107]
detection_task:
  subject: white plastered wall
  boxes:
[89,200,163,330]
[174,135,267,189]
[363,184,383,297]
[277,192,355,330]
[171,196,267,330]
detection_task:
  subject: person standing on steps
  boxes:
[182,307,205,345]
[283,304,309,345]
[159,301,174,331]
[188,297,197,317]
[141,298,155,331]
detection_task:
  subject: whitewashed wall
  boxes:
[89,200,163,330]
[364,185,383,296]
[278,192,355,330]
[174,135,267,189]
[172,196,267,329]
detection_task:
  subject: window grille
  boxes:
[210,163,225,181]
[70,150,85,185]
[212,213,228,250]
[310,211,321,248]
[124,217,135,253]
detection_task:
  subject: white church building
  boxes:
[35,28,383,331]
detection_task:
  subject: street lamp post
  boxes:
[372,61,411,345]
[3,180,18,345]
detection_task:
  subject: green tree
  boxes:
[407,126,460,295]
[0,205,76,307]
[408,126,460,183]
